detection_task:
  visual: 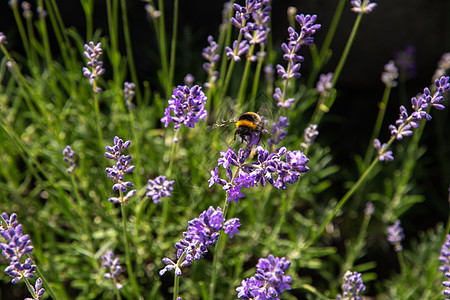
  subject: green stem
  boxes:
[237,44,256,109]
[331,12,364,88]
[93,90,103,148]
[307,0,346,87]
[157,0,170,98]
[120,0,142,106]
[208,196,231,300]
[121,197,142,299]
[250,44,266,111]
[10,3,31,60]
[363,85,392,165]
[311,155,381,244]
[29,256,61,299]
[173,275,180,300]
[38,0,53,68]
[70,174,98,268]
[168,0,179,94]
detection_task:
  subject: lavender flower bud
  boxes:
[145,176,175,204]
[381,60,399,88]
[387,220,405,252]
[351,0,377,14]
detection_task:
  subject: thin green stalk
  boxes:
[80,0,94,41]
[363,85,392,165]
[216,1,235,108]
[0,45,56,135]
[157,0,170,98]
[310,154,382,244]
[10,3,31,60]
[157,130,179,242]
[29,256,61,299]
[93,91,103,148]
[70,174,98,268]
[38,0,53,68]
[250,44,266,110]
[121,197,142,299]
[173,274,180,300]
[331,12,364,88]
[24,16,39,73]
[128,109,142,188]
[208,196,231,300]
[168,0,179,95]
[237,44,256,109]
[106,0,121,92]
[340,211,372,276]
[120,0,142,106]
[44,0,71,69]
[307,0,346,87]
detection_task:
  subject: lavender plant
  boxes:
[0,0,449,299]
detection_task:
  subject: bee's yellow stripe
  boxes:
[236,120,257,129]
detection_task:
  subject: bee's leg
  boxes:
[229,131,237,145]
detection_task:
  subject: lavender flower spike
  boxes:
[387,220,405,252]
[24,277,45,300]
[102,250,123,290]
[62,145,76,174]
[82,41,105,93]
[388,75,449,141]
[0,213,37,284]
[160,207,240,276]
[160,85,208,141]
[351,0,377,14]
[145,175,175,204]
[337,271,366,300]
[105,136,136,204]
[236,255,292,299]
[440,234,450,297]
[381,60,399,88]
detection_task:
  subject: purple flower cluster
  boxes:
[124,81,136,109]
[267,116,289,147]
[24,277,45,300]
[0,32,7,45]
[381,60,398,88]
[337,271,366,300]
[209,145,310,203]
[160,85,208,139]
[373,139,394,162]
[105,136,137,204]
[159,207,240,276]
[82,41,105,93]
[350,0,377,14]
[433,52,450,81]
[62,145,76,174]
[102,250,123,290]
[273,88,294,108]
[300,124,319,150]
[316,72,334,95]
[440,234,450,298]
[277,14,321,79]
[388,76,449,141]
[274,13,320,108]
[225,0,271,62]
[236,255,292,299]
[1,213,45,299]
[387,220,405,252]
[145,175,175,204]
[202,36,220,88]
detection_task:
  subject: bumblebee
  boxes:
[231,112,266,145]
